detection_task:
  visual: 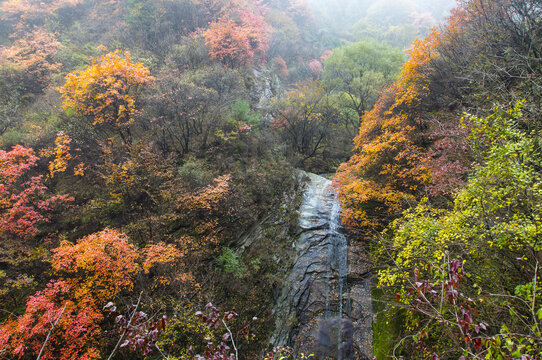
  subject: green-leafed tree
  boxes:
[322,39,404,126]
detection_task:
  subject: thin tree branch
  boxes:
[107,291,143,360]
[36,303,67,360]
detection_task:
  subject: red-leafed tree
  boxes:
[239,9,270,60]
[203,9,270,67]
[0,229,140,360]
[0,145,72,241]
[0,280,103,360]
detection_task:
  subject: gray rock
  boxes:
[271,173,374,359]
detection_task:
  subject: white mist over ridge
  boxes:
[303,0,457,44]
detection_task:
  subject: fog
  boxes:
[304,0,457,44]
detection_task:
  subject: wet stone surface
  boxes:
[270,173,374,359]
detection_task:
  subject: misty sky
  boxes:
[304,0,457,33]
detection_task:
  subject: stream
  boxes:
[271,172,374,359]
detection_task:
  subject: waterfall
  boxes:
[270,172,373,359]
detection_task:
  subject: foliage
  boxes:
[321,39,403,120]
[194,303,257,360]
[0,145,72,240]
[376,103,542,359]
[272,56,288,79]
[1,28,62,92]
[335,83,429,230]
[307,59,321,75]
[104,300,168,357]
[0,0,82,27]
[157,307,214,357]
[59,50,153,127]
[142,242,195,289]
[42,131,84,178]
[52,228,139,300]
[0,280,103,360]
[0,64,27,137]
[216,248,246,278]
[334,14,466,230]
[230,100,261,127]
[203,9,271,67]
[145,64,245,156]
[273,79,347,170]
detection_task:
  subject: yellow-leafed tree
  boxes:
[59,50,153,127]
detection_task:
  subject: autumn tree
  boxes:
[59,50,154,133]
[273,56,289,79]
[203,9,271,67]
[334,84,429,230]
[0,280,103,360]
[1,28,62,92]
[52,228,139,300]
[334,27,446,230]
[238,8,271,60]
[0,145,72,241]
[176,174,233,250]
[0,229,140,360]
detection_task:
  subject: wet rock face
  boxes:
[271,173,374,359]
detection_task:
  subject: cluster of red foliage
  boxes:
[194,303,257,360]
[0,227,184,359]
[0,145,72,240]
[203,8,271,67]
[0,280,103,360]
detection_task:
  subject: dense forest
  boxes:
[0,0,540,359]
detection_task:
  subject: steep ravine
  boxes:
[270,172,374,359]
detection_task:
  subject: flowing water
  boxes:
[271,172,373,359]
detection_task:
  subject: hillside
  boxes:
[2,0,540,359]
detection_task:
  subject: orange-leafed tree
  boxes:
[391,29,441,112]
[334,12,473,231]
[334,84,429,230]
[334,29,447,230]
[143,242,197,290]
[273,55,289,79]
[170,174,234,255]
[204,17,253,67]
[59,50,153,129]
[51,228,139,300]
[1,28,62,92]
